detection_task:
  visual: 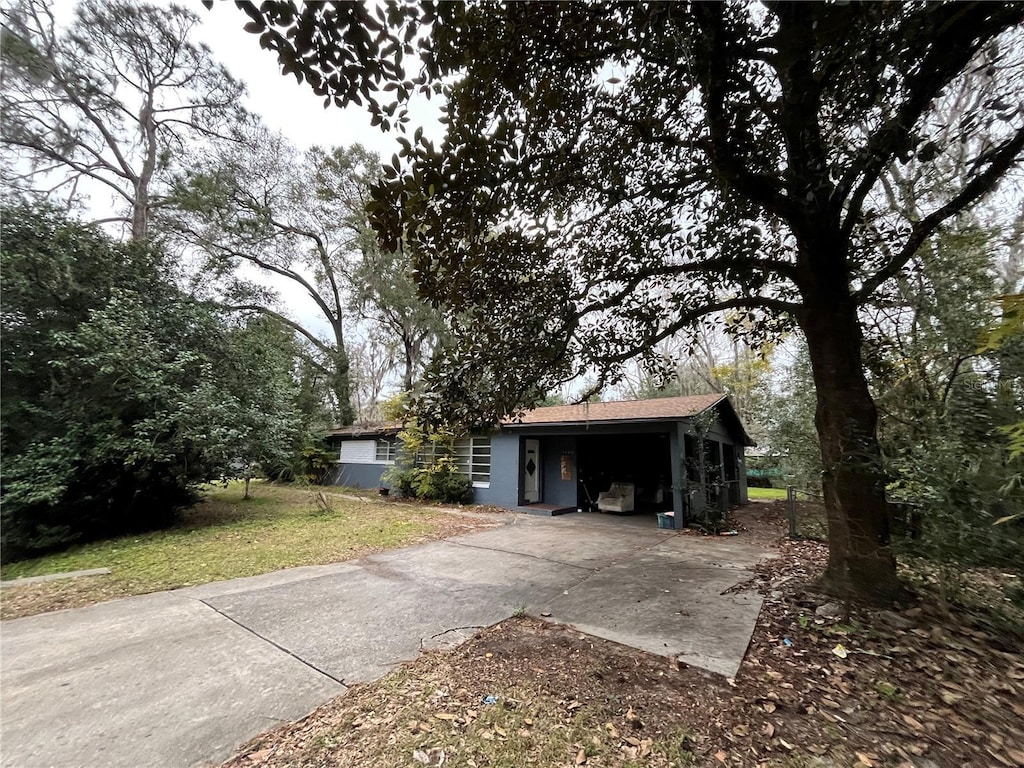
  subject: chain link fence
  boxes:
[784,486,828,540]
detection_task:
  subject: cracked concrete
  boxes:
[0,511,770,768]
[198,598,349,687]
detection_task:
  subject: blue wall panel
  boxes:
[331,462,388,489]
[470,432,519,507]
[540,435,579,508]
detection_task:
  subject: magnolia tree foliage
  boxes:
[0,207,302,559]
[233,1,1024,602]
[1,0,248,240]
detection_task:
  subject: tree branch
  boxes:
[1,136,135,204]
[855,124,1024,301]
[577,254,798,316]
[691,3,793,220]
[222,304,332,358]
[592,295,798,365]
[837,3,1024,236]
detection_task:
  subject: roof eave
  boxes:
[502,414,692,430]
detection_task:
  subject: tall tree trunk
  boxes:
[133,94,158,241]
[799,245,903,603]
[331,345,354,426]
[330,318,354,425]
[402,333,415,393]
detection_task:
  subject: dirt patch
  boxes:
[221,503,1024,768]
[0,577,135,620]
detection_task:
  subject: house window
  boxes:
[454,436,491,487]
[339,440,375,464]
[416,442,444,466]
[412,437,491,487]
[375,439,397,463]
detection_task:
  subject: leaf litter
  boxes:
[222,502,1023,768]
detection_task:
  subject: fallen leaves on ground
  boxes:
[221,503,1024,768]
[0,577,135,619]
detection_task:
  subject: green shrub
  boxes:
[384,466,418,498]
[0,209,307,561]
[379,398,474,505]
[383,459,472,505]
[412,459,473,504]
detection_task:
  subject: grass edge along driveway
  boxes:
[0,482,494,620]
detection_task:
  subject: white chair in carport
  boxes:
[597,482,635,513]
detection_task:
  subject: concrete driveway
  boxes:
[0,512,769,768]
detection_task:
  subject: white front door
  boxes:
[523,439,540,503]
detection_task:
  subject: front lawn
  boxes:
[1,482,493,620]
[746,486,787,500]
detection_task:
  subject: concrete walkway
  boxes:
[0,512,769,768]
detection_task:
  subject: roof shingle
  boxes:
[506,393,726,426]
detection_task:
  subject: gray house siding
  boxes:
[469,432,517,507]
[538,434,579,509]
[330,462,388,489]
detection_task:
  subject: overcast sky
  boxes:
[193,2,442,155]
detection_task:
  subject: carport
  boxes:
[576,431,673,514]
[490,394,755,528]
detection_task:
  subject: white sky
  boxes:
[193,1,442,155]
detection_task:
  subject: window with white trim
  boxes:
[375,438,397,463]
[454,436,491,487]
[415,441,444,466]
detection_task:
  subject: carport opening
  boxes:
[577,433,673,515]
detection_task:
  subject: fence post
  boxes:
[786,485,797,539]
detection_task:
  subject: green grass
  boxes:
[1,482,472,618]
[747,486,788,500]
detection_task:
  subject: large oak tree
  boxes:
[166,129,377,424]
[230,1,1024,602]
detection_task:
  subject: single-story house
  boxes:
[327,394,754,529]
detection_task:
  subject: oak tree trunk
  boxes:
[402,333,416,393]
[799,257,904,604]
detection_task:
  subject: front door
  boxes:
[523,439,541,503]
